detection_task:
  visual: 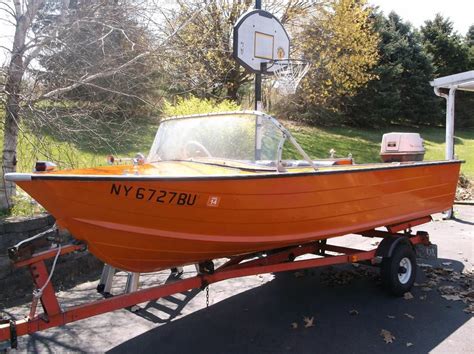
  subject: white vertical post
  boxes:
[445,87,456,160]
[433,84,458,220]
[255,114,262,160]
[444,87,457,219]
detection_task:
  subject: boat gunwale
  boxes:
[5,159,463,182]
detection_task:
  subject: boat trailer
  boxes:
[0,216,436,349]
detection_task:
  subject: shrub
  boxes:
[162,96,240,117]
[9,191,45,217]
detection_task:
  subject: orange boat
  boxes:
[5,111,461,272]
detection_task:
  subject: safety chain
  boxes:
[205,285,209,308]
[28,243,62,320]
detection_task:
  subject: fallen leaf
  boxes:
[460,290,474,299]
[463,304,474,314]
[438,285,457,294]
[303,316,315,328]
[406,342,414,347]
[442,262,452,266]
[291,322,298,329]
[380,329,395,344]
[419,263,433,268]
[349,309,359,316]
[404,292,414,300]
[442,295,462,301]
[434,267,453,275]
[404,313,415,320]
[387,315,396,319]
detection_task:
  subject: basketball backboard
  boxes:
[233,9,290,74]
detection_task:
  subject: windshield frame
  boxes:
[147,111,317,172]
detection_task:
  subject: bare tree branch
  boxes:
[41,51,150,99]
[12,0,22,18]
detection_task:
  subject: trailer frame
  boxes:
[0,217,433,349]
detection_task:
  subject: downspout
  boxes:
[434,86,457,160]
[434,86,457,219]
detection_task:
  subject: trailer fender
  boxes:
[375,236,412,258]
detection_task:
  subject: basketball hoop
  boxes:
[267,59,311,95]
[232,8,309,107]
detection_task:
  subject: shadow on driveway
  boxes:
[109,263,471,354]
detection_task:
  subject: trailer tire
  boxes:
[381,243,416,296]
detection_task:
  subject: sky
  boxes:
[369,0,473,35]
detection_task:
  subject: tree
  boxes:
[292,0,379,123]
[1,0,50,210]
[459,24,474,128]
[31,1,159,146]
[159,0,251,100]
[348,12,439,127]
[467,25,474,46]
[421,15,473,128]
[0,0,158,210]
[421,14,470,76]
[159,0,320,101]
[467,25,474,67]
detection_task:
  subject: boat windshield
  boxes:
[147,112,288,168]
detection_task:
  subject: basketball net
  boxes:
[269,59,311,95]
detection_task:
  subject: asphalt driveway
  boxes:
[2,205,473,353]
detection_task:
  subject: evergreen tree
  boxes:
[421,15,470,76]
[421,16,473,128]
[467,25,474,67]
[458,25,474,128]
[467,25,474,47]
[348,12,439,127]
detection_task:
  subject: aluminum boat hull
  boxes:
[7,160,461,272]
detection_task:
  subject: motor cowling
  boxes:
[380,133,425,162]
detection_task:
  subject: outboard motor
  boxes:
[380,133,425,162]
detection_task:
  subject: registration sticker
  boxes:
[207,196,220,207]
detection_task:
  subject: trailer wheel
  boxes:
[381,243,416,296]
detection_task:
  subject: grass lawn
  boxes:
[285,122,474,179]
[1,120,473,179]
[9,123,157,173]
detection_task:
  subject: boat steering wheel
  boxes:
[183,140,212,158]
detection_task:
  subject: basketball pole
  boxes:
[255,0,262,111]
[255,72,262,111]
